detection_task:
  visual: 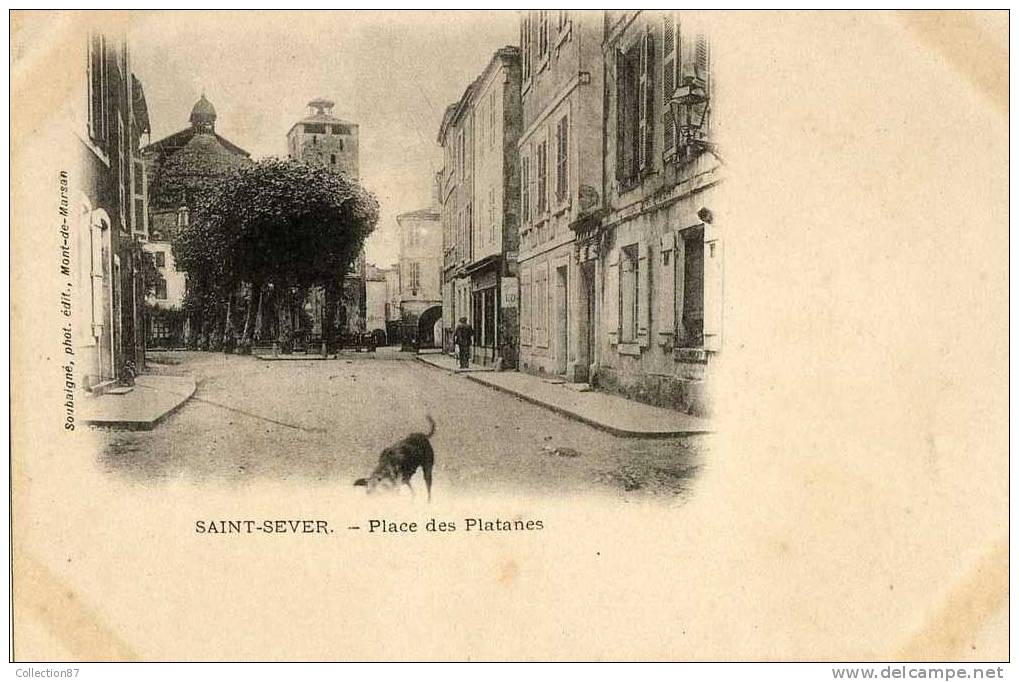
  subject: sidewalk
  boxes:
[416,355,712,437]
[82,375,197,430]
[416,352,497,373]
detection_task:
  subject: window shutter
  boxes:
[657,232,675,345]
[696,33,711,137]
[637,240,650,347]
[662,13,679,153]
[644,33,654,170]
[695,33,710,83]
[605,251,619,345]
[637,32,650,172]
[703,220,723,351]
[90,217,105,337]
[520,269,531,344]
[614,50,625,182]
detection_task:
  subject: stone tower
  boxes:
[286,98,359,180]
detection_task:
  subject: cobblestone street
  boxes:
[97,351,707,500]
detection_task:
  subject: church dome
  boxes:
[190,94,217,130]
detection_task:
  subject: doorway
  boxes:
[576,260,596,382]
[555,265,568,375]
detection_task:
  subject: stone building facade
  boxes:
[69,27,151,391]
[286,98,359,179]
[516,11,604,381]
[438,46,522,366]
[597,11,721,415]
[141,94,251,347]
[364,263,389,344]
[396,206,443,348]
[438,100,472,351]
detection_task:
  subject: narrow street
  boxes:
[96,351,707,500]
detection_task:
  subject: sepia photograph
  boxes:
[8,8,1009,671]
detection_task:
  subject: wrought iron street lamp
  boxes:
[669,75,710,153]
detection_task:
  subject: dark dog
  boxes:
[354,415,435,501]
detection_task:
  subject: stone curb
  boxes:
[415,356,710,438]
[84,377,197,431]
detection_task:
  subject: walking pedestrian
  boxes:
[453,316,474,369]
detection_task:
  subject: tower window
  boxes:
[330,154,336,165]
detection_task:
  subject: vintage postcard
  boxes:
[9,9,1008,664]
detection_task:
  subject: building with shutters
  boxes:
[396,203,443,348]
[438,100,470,354]
[597,10,722,416]
[438,46,522,366]
[69,27,152,391]
[516,10,605,382]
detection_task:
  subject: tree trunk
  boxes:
[252,286,265,343]
[199,314,211,351]
[276,287,294,353]
[222,292,236,353]
[322,279,340,353]
[208,299,224,352]
[238,282,259,354]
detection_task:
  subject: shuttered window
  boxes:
[555,115,568,202]
[489,187,496,244]
[619,245,639,343]
[87,33,108,149]
[521,14,532,81]
[536,139,548,214]
[615,30,654,185]
[538,11,549,59]
[615,45,640,185]
[678,22,712,145]
[534,263,548,347]
[132,158,147,236]
[520,269,531,345]
[676,228,704,347]
[520,155,530,224]
[410,262,421,290]
[638,30,654,171]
